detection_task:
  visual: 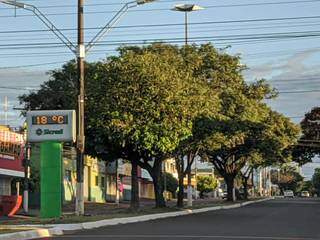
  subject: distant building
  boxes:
[0,126,25,196]
[29,146,155,205]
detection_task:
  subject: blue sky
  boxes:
[1,0,320,178]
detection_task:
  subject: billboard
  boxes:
[0,128,25,176]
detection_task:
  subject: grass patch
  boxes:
[1,206,180,225]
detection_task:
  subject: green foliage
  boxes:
[18,42,300,205]
[197,175,218,198]
[292,107,320,165]
[199,67,299,201]
[299,180,314,194]
[312,168,320,194]
[161,172,178,195]
[88,43,222,159]
[272,164,304,193]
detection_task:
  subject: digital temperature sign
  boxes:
[27,110,76,143]
[32,115,68,125]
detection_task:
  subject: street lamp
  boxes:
[0,0,156,216]
[171,4,204,45]
[171,3,204,208]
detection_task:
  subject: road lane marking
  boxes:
[57,235,319,240]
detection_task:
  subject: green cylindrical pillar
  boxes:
[40,141,62,218]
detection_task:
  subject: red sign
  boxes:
[0,129,24,175]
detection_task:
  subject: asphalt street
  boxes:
[44,198,320,240]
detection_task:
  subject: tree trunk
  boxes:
[151,160,166,208]
[242,177,249,200]
[130,160,140,210]
[199,191,204,199]
[177,165,184,208]
[225,175,235,202]
[251,169,255,197]
[187,169,192,207]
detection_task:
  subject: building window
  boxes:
[95,176,99,186]
[101,176,105,188]
[65,170,72,182]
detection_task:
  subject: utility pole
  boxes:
[23,143,31,213]
[187,155,192,207]
[194,158,197,200]
[75,0,85,216]
[163,161,167,201]
[115,159,120,205]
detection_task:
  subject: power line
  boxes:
[2,15,320,35]
[288,116,305,119]
[2,21,320,43]
[268,76,320,83]
[0,86,39,90]
[3,18,320,39]
[1,0,319,11]
[0,60,69,69]
[1,0,320,16]
[0,30,320,49]
[278,89,320,94]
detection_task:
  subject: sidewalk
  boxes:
[2,198,226,225]
[0,197,274,240]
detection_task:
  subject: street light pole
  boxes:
[172,4,204,46]
[172,3,204,208]
[184,11,188,46]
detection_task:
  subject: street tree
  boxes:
[299,180,314,195]
[312,168,320,195]
[18,61,143,208]
[18,44,218,208]
[292,107,320,166]
[172,45,277,206]
[197,175,218,198]
[161,172,178,197]
[88,43,217,207]
[172,44,240,207]
[200,90,299,201]
[272,164,304,194]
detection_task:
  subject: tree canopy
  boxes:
[312,168,320,195]
[19,42,300,206]
[271,164,304,193]
[197,175,218,198]
[292,107,320,166]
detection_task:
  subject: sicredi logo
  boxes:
[35,128,63,136]
[36,128,43,136]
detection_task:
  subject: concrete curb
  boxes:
[0,228,63,240]
[2,197,274,240]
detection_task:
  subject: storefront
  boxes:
[0,127,25,195]
[0,126,25,216]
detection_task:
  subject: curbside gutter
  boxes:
[1,197,274,240]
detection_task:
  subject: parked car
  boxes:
[284,190,294,198]
[301,191,310,197]
[221,191,228,199]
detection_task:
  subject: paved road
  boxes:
[46,198,320,240]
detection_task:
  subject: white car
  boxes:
[284,190,294,198]
[301,191,310,197]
